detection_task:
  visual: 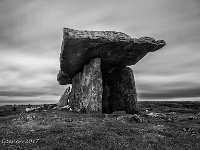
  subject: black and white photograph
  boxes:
[0,0,200,149]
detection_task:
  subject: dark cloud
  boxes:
[139,86,200,100]
[0,100,49,104]
[0,91,47,97]
[0,0,200,104]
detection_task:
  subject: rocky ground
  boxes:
[0,101,200,150]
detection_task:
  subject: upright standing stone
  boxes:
[102,73,111,114]
[68,58,103,113]
[68,72,83,112]
[102,66,137,114]
[81,58,103,112]
[58,87,70,107]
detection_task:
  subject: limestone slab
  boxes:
[57,28,166,84]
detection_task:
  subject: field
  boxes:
[0,105,40,117]
[0,101,200,150]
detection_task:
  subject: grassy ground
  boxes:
[0,101,200,150]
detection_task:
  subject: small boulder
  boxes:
[117,114,142,123]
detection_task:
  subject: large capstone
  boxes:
[57,28,166,84]
[102,66,137,114]
[68,58,103,113]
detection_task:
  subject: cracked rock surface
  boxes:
[57,28,166,85]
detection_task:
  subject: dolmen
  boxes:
[57,28,166,114]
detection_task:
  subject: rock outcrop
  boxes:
[68,58,103,113]
[57,28,166,114]
[58,28,166,85]
[58,87,70,107]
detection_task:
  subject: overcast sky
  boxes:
[0,0,200,105]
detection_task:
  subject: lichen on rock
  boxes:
[102,66,137,114]
[57,28,166,85]
[57,28,166,114]
[68,58,103,113]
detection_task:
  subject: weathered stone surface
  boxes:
[102,66,137,114]
[68,58,103,113]
[81,58,103,112]
[58,87,70,107]
[102,73,111,114]
[57,70,71,85]
[58,28,166,84]
[68,72,83,112]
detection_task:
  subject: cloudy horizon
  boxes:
[0,0,200,105]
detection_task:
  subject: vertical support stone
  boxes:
[58,87,70,107]
[102,66,137,114]
[81,58,103,112]
[68,72,83,112]
[68,58,103,113]
[102,73,111,114]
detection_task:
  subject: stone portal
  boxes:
[67,58,137,114]
[57,28,166,114]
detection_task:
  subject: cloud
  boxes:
[139,86,200,100]
[0,50,65,99]
[0,91,46,97]
[132,43,200,100]
[0,0,200,104]
[0,95,60,105]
